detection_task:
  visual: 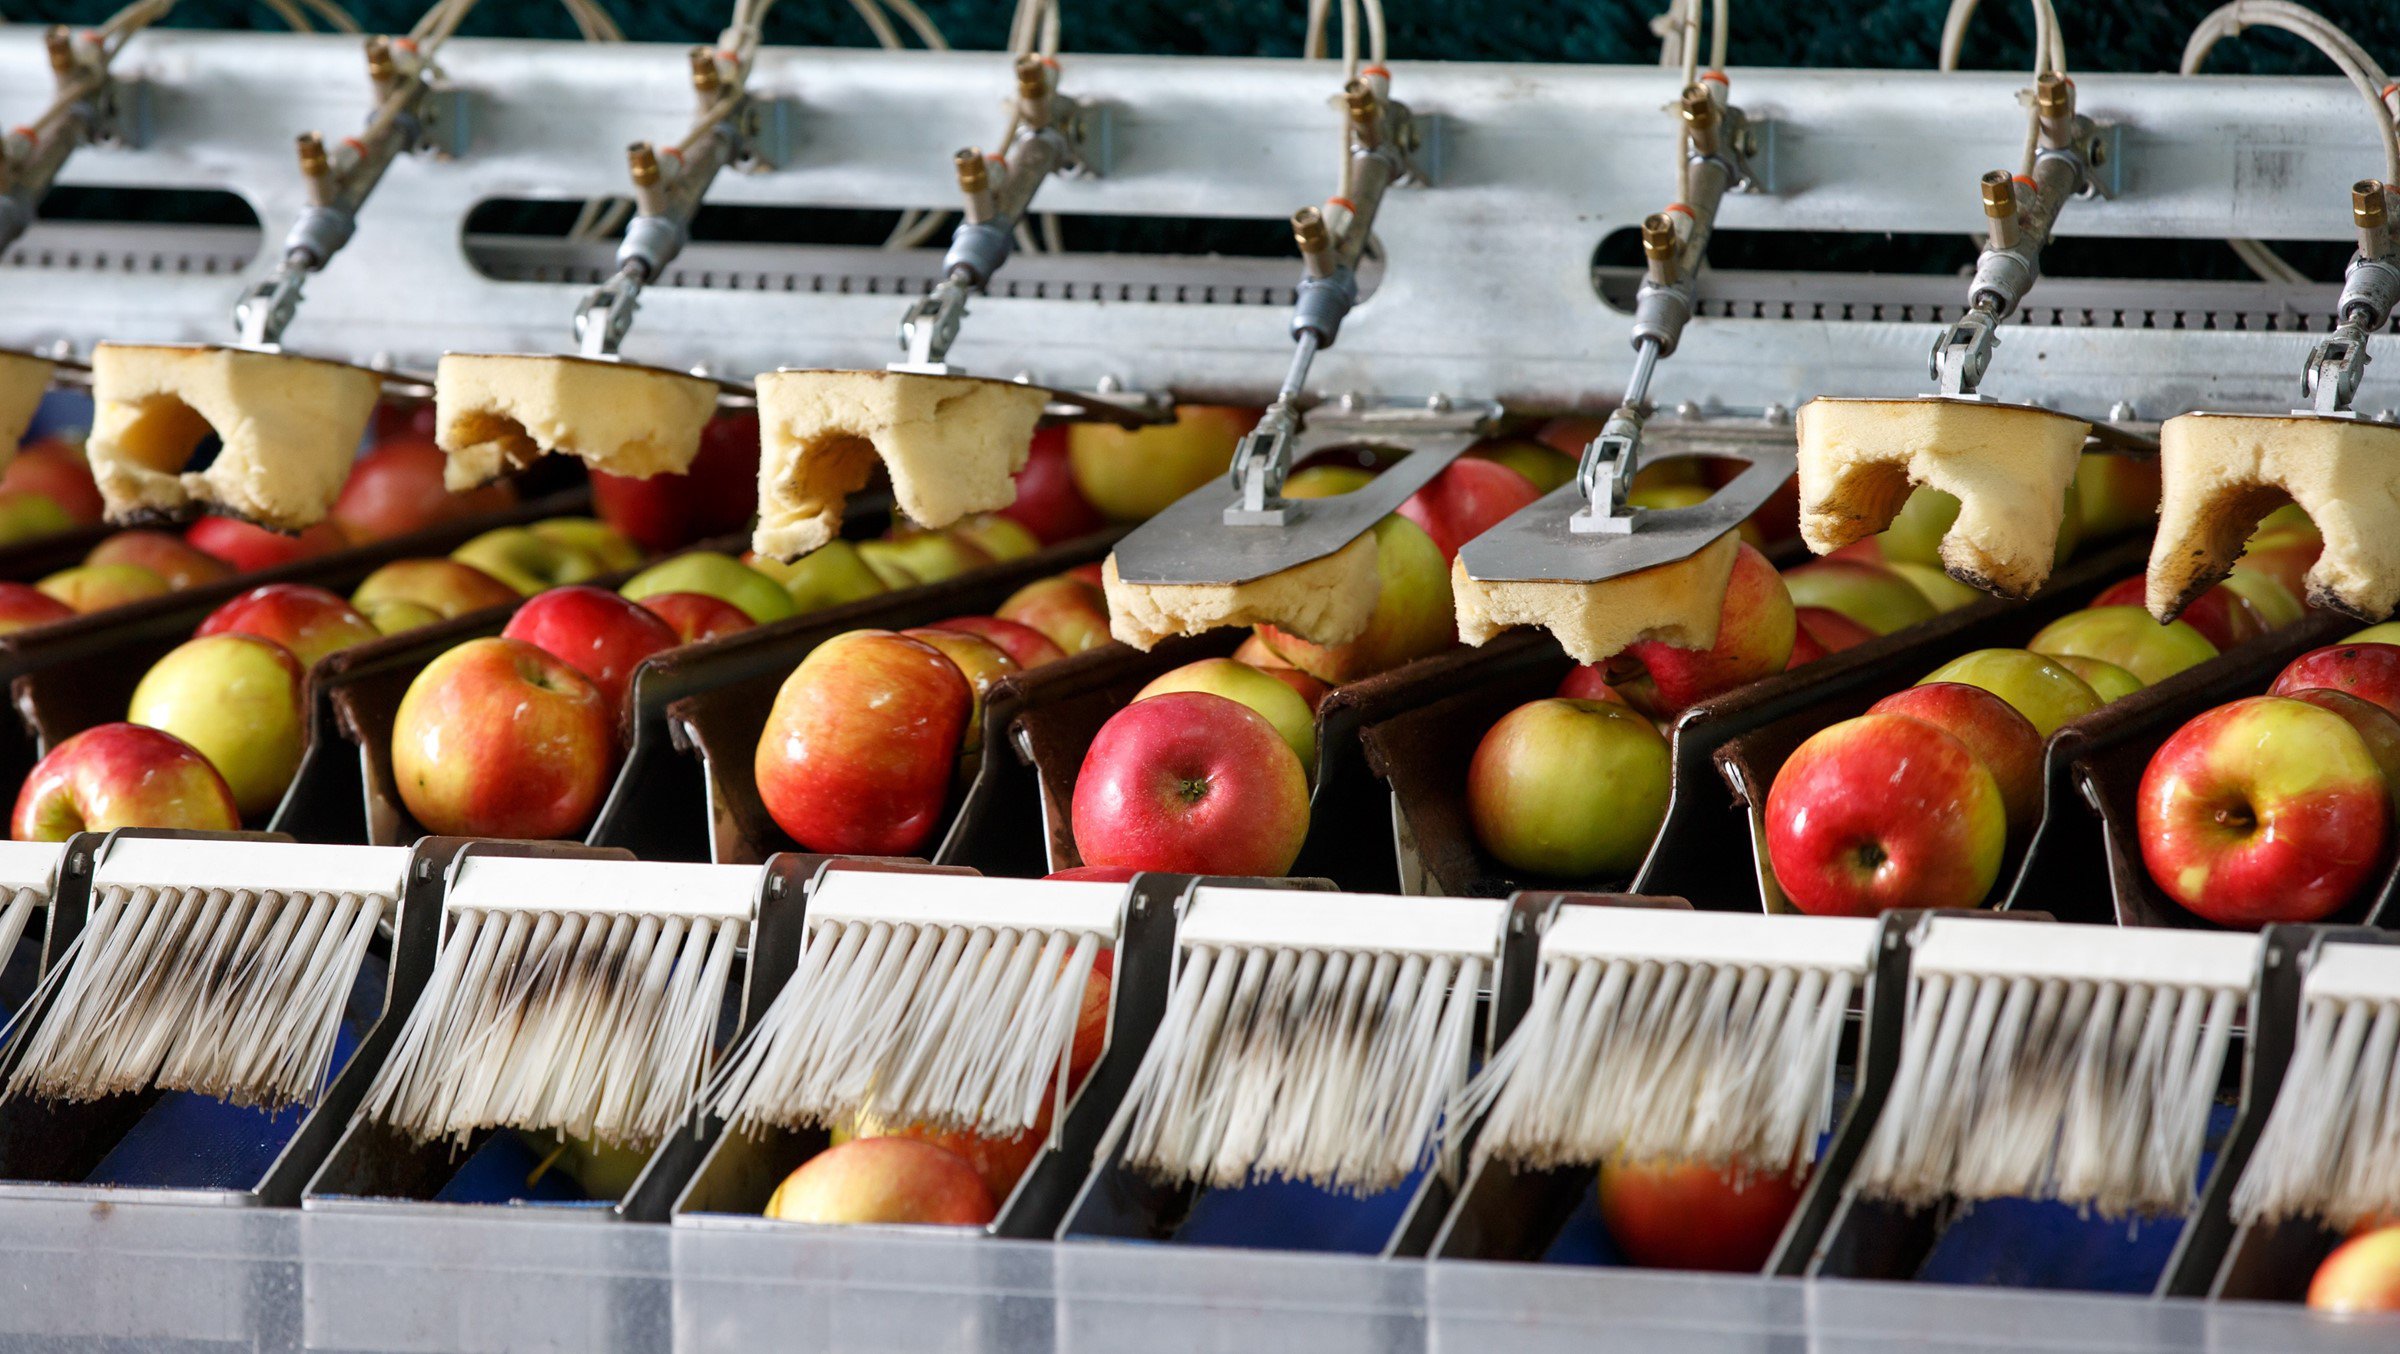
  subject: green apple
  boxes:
[2074,451,2161,540]
[128,633,306,816]
[1781,560,1936,635]
[950,514,1041,562]
[2029,605,2218,685]
[1875,483,2081,571]
[364,599,445,636]
[746,541,889,613]
[1282,464,1377,499]
[0,489,73,545]
[37,562,170,613]
[2053,653,2143,703]
[1468,697,1672,876]
[452,526,608,595]
[2254,501,2319,545]
[1467,436,1577,493]
[621,551,795,625]
[1918,648,2103,738]
[2223,568,2305,629]
[2353,621,2400,645]
[1068,405,1255,521]
[1257,514,1455,684]
[861,530,992,586]
[528,516,642,572]
[1136,656,1317,771]
[1885,560,1983,613]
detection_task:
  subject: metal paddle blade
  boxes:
[1109,401,1498,587]
[887,361,1168,428]
[1458,433,1795,585]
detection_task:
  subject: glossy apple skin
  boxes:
[639,590,754,644]
[2286,689,2400,820]
[2310,1225,2400,1313]
[764,1136,996,1226]
[452,525,605,595]
[1795,606,1877,656]
[901,627,1020,754]
[2092,576,2265,652]
[1472,434,1577,493]
[1785,625,1827,669]
[997,576,1114,656]
[0,581,76,635]
[1766,713,2008,916]
[1071,691,1310,876]
[2034,606,2222,686]
[392,636,617,838]
[1621,542,1795,717]
[588,411,760,552]
[1283,464,1377,498]
[1048,864,1139,882]
[2138,696,2390,926]
[364,599,444,635]
[12,722,240,840]
[747,541,889,613]
[2220,569,2304,629]
[332,432,515,543]
[1870,682,2046,832]
[930,615,1066,670]
[2235,536,2320,614]
[38,562,168,612]
[862,530,993,586]
[1396,457,1541,562]
[1554,665,1627,703]
[1781,560,1936,636]
[1873,484,2083,573]
[2075,451,2162,539]
[836,1118,1045,1209]
[756,631,972,854]
[185,516,347,572]
[2055,654,2143,703]
[621,551,795,625]
[351,557,519,620]
[2272,644,2400,720]
[1,437,103,523]
[1597,1161,1807,1272]
[128,634,306,816]
[1918,649,2103,738]
[998,424,1105,545]
[529,517,640,573]
[197,583,382,670]
[1231,631,1334,711]
[1258,515,1455,685]
[1136,657,1317,771]
[1469,698,1672,877]
[1885,561,1983,613]
[503,585,681,711]
[1068,405,1257,521]
[951,514,1041,562]
[85,530,234,590]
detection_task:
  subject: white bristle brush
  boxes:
[359,855,755,1150]
[2231,938,2400,1230]
[1854,917,2255,1218]
[711,872,1118,1141]
[4,838,405,1110]
[0,840,67,983]
[1450,907,1878,1179]
[1097,888,1505,1196]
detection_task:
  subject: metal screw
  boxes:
[1675,400,1703,420]
[627,142,661,188]
[1096,374,1123,393]
[1338,390,1364,412]
[2108,400,2137,421]
[1426,392,1451,412]
[1761,402,1789,425]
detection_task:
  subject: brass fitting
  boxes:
[2357,178,2391,259]
[955,147,990,195]
[365,35,396,84]
[296,131,330,180]
[627,142,661,188]
[1679,84,1719,157]
[2034,72,2075,145]
[1294,205,1336,277]
[44,26,72,77]
[1641,212,1679,285]
[689,47,722,96]
[1014,54,1048,102]
[1344,79,1382,149]
[1981,169,2021,250]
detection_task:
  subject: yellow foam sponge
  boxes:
[435,352,720,490]
[1101,535,1381,651]
[1451,528,1739,664]
[0,350,56,469]
[2149,411,2400,622]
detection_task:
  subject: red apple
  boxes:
[13,722,240,839]
[2270,644,2400,720]
[503,585,681,711]
[1,436,102,524]
[997,575,1114,656]
[755,630,972,854]
[2074,451,2162,540]
[1469,697,1671,877]
[1256,515,1455,685]
[838,1118,1046,1209]
[763,1136,996,1226]
[37,562,168,612]
[1597,1161,1805,1272]
[997,424,1105,545]
[639,590,754,644]
[929,616,1067,670]
[185,516,348,572]
[391,636,617,838]
[1135,657,1316,770]
[332,432,515,543]
[351,557,520,620]
[1869,682,2046,832]
[1795,606,1877,655]
[1765,713,2008,916]
[1046,865,1139,882]
[1618,541,1795,717]
[2310,1225,2400,1314]
[2285,689,2400,819]
[1231,632,1334,711]
[1070,691,1309,876]
[1068,406,1257,522]
[84,530,234,590]
[1784,625,1827,669]
[1555,665,1627,702]
[1395,456,1541,562]
[2092,576,2263,653]
[1062,561,1106,590]
[197,583,381,671]
[2138,695,2390,925]
[588,411,761,552]
[0,581,75,635]
[128,634,307,816]
[902,626,1020,754]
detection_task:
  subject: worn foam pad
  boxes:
[2149,411,2400,622]
[86,343,382,530]
[1451,528,1739,664]
[0,350,56,471]
[1102,535,1380,651]
[752,369,1048,561]
[435,352,720,490]
[1796,396,2089,599]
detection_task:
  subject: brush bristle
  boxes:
[0,885,41,979]
[5,884,385,1109]
[1100,943,1482,1195]
[361,907,742,1149]
[1855,972,2239,1217]
[2232,988,2400,1228]
[1451,953,1853,1178]
[712,919,1102,1140]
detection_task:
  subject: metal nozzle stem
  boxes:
[955,147,990,195]
[627,142,661,188]
[365,35,396,83]
[44,27,73,77]
[296,131,330,180]
[689,47,722,95]
[1344,80,1382,148]
[1982,169,2021,250]
[1014,54,1048,102]
[1679,85,1719,157]
[1641,212,1679,285]
[2358,179,2391,259]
